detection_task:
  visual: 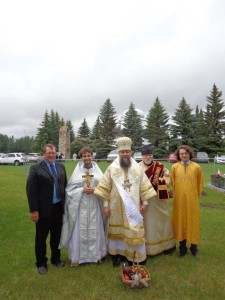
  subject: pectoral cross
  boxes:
[82,170,94,187]
[122,179,132,192]
[122,169,132,192]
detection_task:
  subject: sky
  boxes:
[0,0,225,138]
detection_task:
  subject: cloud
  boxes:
[0,0,225,138]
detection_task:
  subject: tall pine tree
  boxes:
[35,110,74,151]
[35,111,52,150]
[145,97,169,157]
[98,98,117,152]
[192,106,208,152]
[204,84,225,154]
[122,102,143,150]
[91,116,101,140]
[66,120,76,143]
[77,118,90,138]
[170,97,195,149]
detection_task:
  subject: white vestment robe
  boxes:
[59,161,107,265]
[94,157,156,262]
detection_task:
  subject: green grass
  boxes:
[1,161,225,299]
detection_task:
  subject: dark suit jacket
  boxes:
[26,160,67,218]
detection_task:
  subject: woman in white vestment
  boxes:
[59,147,107,266]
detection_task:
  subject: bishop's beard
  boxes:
[119,157,131,169]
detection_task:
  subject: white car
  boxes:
[0,153,5,157]
[27,153,42,162]
[0,153,28,166]
[107,150,118,162]
[214,154,225,164]
[133,151,142,162]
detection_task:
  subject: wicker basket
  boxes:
[121,252,151,289]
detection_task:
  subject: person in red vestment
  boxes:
[139,145,176,256]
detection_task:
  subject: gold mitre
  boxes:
[117,137,132,151]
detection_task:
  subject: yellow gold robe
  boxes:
[94,157,156,262]
[170,161,203,244]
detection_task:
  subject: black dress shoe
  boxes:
[191,251,200,258]
[177,251,187,257]
[125,260,133,266]
[52,261,65,267]
[112,255,121,267]
[38,265,48,275]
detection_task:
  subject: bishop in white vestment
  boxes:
[94,137,156,266]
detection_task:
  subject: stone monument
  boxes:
[208,172,225,194]
[59,125,71,159]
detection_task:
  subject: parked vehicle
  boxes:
[167,153,178,163]
[93,152,106,162]
[107,150,118,162]
[133,151,142,162]
[0,153,28,166]
[0,153,5,157]
[214,154,225,164]
[195,152,209,163]
[27,153,42,162]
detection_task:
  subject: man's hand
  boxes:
[83,187,95,194]
[103,207,111,218]
[30,211,39,223]
[140,204,148,214]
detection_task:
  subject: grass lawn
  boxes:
[0,161,225,299]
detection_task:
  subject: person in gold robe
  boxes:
[170,145,203,257]
[139,145,176,256]
[94,137,156,267]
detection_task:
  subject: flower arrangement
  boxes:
[215,170,221,178]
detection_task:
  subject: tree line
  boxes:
[0,84,224,158]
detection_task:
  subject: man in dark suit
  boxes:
[27,144,67,275]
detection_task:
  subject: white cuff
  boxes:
[103,201,109,207]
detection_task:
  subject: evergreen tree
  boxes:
[60,117,65,127]
[0,134,10,152]
[91,116,101,140]
[13,136,35,153]
[35,111,52,150]
[66,120,76,143]
[122,102,143,150]
[90,116,108,157]
[145,97,169,157]
[98,98,117,153]
[35,110,71,151]
[204,84,225,154]
[192,106,208,152]
[77,118,90,138]
[50,110,59,147]
[170,97,195,148]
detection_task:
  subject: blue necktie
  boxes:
[50,164,60,199]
